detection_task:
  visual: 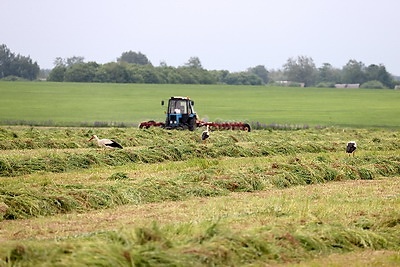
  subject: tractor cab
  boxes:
[162,96,197,131]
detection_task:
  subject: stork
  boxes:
[346,141,357,157]
[201,125,210,143]
[88,135,123,149]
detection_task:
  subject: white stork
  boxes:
[346,141,357,157]
[88,135,123,149]
[201,125,210,143]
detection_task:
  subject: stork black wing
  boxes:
[202,132,209,140]
[107,140,123,149]
[346,144,356,153]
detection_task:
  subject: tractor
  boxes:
[139,96,251,132]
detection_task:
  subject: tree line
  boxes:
[1,44,399,88]
[0,44,40,80]
[281,56,395,89]
[47,54,265,85]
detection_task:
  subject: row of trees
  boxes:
[282,56,394,88]
[1,44,399,88]
[0,44,40,80]
[48,54,265,85]
[48,53,398,88]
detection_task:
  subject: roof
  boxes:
[170,96,190,100]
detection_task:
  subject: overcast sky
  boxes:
[1,0,399,75]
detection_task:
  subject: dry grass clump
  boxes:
[2,216,399,266]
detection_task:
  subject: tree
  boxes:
[64,62,99,82]
[341,59,367,84]
[53,56,85,67]
[9,55,40,80]
[94,62,131,83]
[365,64,393,88]
[360,80,386,89]
[117,51,150,65]
[209,70,229,83]
[283,56,317,86]
[48,66,66,82]
[316,63,341,84]
[184,57,202,68]
[0,44,13,78]
[248,65,269,84]
[53,57,65,67]
[136,65,161,84]
[223,72,262,85]
[268,69,286,83]
[66,56,85,67]
[0,44,40,80]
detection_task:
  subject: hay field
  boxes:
[0,126,399,266]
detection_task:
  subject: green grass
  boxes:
[1,81,400,128]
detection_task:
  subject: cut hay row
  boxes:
[1,126,399,151]
[1,178,399,266]
[1,127,399,177]
[1,153,399,221]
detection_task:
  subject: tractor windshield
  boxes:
[168,99,188,114]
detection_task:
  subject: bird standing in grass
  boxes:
[201,125,210,143]
[88,135,123,149]
[346,141,357,156]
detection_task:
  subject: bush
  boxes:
[1,76,27,81]
[316,82,335,88]
[361,80,386,89]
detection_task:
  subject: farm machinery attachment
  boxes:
[139,96,251,132]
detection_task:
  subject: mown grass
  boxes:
[1,152,399,221]
[1,82,400,128]
[0,127,399,220]
[0,126,399,266]
[1,178,399,266]
[0,126,399,177]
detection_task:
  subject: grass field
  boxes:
[1,81,400,128]
[0,126,399,266]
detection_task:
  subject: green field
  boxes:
[1,81,399,128]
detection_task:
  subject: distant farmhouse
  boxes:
[334,84,360,88]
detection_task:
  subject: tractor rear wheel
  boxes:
[188,118,196,131]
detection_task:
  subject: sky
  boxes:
[1,0,399,75]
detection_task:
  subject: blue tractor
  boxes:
[163,96,197,131]
[140,96,198,131]
[139,96,251,132]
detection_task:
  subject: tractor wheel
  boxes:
[243,123,251,132]
[188,118,196,131]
